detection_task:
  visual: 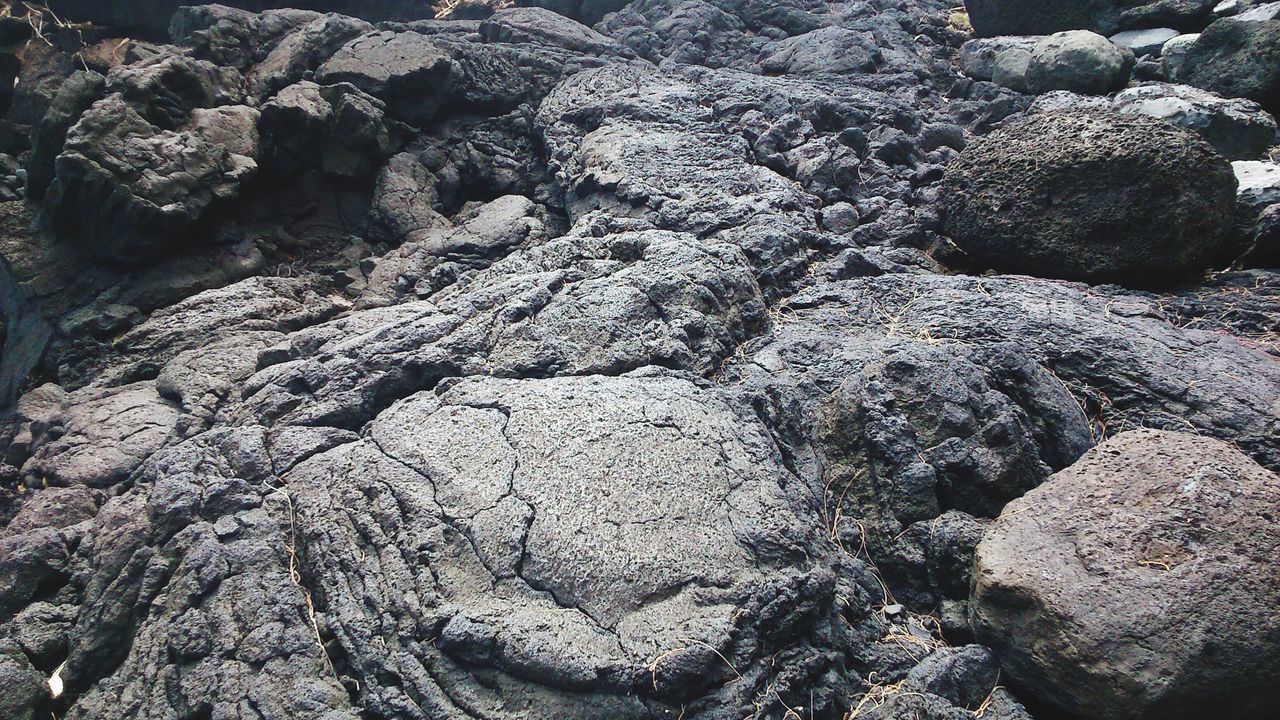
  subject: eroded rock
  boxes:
[973,429,1280,720]
[943,108,1238,285]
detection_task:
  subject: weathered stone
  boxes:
[943,109,1238,285]
[1182,15,1280,114]
[1112,83,1277,160]
[1110,27,1180,56]
[1023,31,1131,95]
[973,429,1280,720]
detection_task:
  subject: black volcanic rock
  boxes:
[942,109,1238,286]
[0,2,1275,720]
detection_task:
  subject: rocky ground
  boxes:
[0,1,1276,719]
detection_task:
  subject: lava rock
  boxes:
[1181,15,1280,114]
[1023,30,1132,95]
[0,640,47,720]
[761,27,884,75]
[942,108,1238,285]
[315,30,527,125]
[1230,161,1280,263]
[43,1,432,38]
[958,36,1039,81]
[26,70,104,199]
[479,7,634,57]
[966,0,1219,37]
[20,381,180,488]
[247,12,375,98]
[1112,83,1278,160]
[964,0,1121,37]
[1161,32,1200,78]
[45,93,257,262]
[1118,0,1220,30]
[902,645,1001,709]
[259,80,403,178]
[991,48,1034,93]
[973,429,1280,720]
[1235,160,1280,210]
[1109,27,1180,56]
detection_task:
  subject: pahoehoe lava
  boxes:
[0,2,1277,720]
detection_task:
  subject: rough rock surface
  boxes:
[1111,83,1277,159]
[1028,83,1278,160]
[1182,15,1280,113]
[973,429,1280,720]
[965,0,1219,37]
[942,108,1239,285]
[0,1,1275,720]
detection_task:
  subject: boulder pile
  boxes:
[955,0,1280,282]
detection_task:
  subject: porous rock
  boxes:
[1181,15,1280,114]
[1,2,1277,719]
[942,108,1238,285]
[973,429,1280,720]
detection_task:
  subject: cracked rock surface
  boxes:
[0,2,1275,720]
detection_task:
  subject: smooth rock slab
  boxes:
[1234,160,1280,209]
[1110,27,1180,56]
[973,429,1280,720]
[285,373,837,717]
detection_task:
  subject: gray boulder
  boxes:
[1024,30,1132,95]
[247,13,375,98]
[760,27,885,75]
[964,0,1121,37]
[1235,160,1280,209]
[965,0,1218,37]
[46,94,257,262]
[1118,0,1220,29]
[1230,161,1280,263]
[1112,83,1277,159]
[1236,0,1280,19]
[942,108,1238,285]
[315,30,528,125]
[478,7,635,57]
[1161,32,1200,78]
[958,36,1039,80]
[0,640,47,720]
[973,429,1280,720]
[1028,86,1277,159]
[1182,15,1280,114]
[259,80,403,178]
[991,48,1034,93]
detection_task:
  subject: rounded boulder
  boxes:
[942,108,1237,285]
[1024,30,1132,95]
[1182,16,1280,115]
[971,429,1280,720]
